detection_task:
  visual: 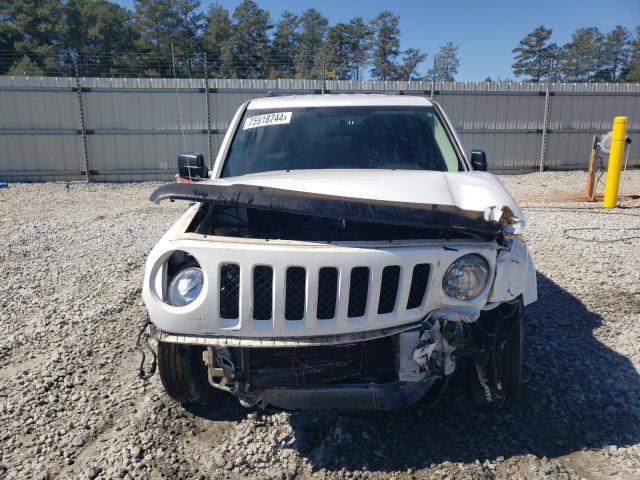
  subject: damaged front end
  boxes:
[143,172,536,409]
[192,307,480,410]
[185,304,520,410]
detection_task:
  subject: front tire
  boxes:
[157,342,226,406]
[497,300,524,401]
[468,300,524,405]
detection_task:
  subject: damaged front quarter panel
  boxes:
[485,204,525,237]
[487,207,537,306]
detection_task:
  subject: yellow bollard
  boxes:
[603,116,629,208]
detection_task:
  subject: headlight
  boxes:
[167,267,204,307]
[442,254,490,300]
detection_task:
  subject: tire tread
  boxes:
[498,301,524,402]
[158,342,225,406]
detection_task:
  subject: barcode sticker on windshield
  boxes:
[244,112,292,130]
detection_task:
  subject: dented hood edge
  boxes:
[150,182,504,240]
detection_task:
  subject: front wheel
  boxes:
[157,342,228,406]
[468,300,524,405]
[497,300,524,401]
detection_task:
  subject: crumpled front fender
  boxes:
[488,236,537,305]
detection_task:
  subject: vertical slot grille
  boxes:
[348,267,370,318]
[285,267,306,320]
[317,267,338,319]
[253,266,273,320]
[219,263,240,319]
[407,263,430,309]
[378,266,400,314]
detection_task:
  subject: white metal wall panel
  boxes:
[546,85,640,168]
[549,93,640,131]
[546,131,640,169]
[210,91,260,131]
[0,134,83,176]
[0,90,78,130]
[87,133,208,173]
[458,132,541,171]
[84,90,206,131]
[0,77,78,130]
[439,89,545,171]
[1,76,639,180]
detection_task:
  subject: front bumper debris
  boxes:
[149,321,423,347]
[149,307,485,409]
[246,381,436,410]
[134,313,157,380]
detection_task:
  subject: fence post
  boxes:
[321,54,327,93]
[73,59,91,182]
[203,51,213,169]
[585,135,599,200]
[539,82,552,172]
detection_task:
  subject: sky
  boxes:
[114,0,639,81]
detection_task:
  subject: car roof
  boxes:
[247,93,434,110]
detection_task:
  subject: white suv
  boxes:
[142,94,537,410]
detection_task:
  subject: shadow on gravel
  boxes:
[277,272,640,473]
[186,402,248,423]
[181,272,640,473]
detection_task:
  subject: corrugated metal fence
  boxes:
[1,76,639,181]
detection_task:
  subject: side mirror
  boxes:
[177,153,208,181]
[470,150,487,171]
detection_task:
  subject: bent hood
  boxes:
[215,169,522,219]
[151,169,524,239]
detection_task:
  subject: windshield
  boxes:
[221,106,462,177]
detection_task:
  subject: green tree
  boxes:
[0,4,20,74]
[62,0,137,76]
[560,27,607,82]
[603,26,632,81]
[0,0,65,74]
[321,18,373,80]
[511,26,559,82]
[622,27,640,82]
[590,27,608,81]
[397,48,427,80]
[226,0,272,78]
[346,17,372,80]
[133,0,203,77]
[322,22,352,79]
[174,0,205,63]
[369,10,400,80]
[133,0,178,76]
[427,42,460,81]
[8,55,44,76]
[270,10,298,78]
[203,3,233,77]
[294,8,328,78]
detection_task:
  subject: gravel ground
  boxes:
[1,170,640,480]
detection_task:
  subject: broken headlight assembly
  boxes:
[442,253,490,300]
[167,267,204,307]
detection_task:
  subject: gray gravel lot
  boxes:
[1,171,640,479]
